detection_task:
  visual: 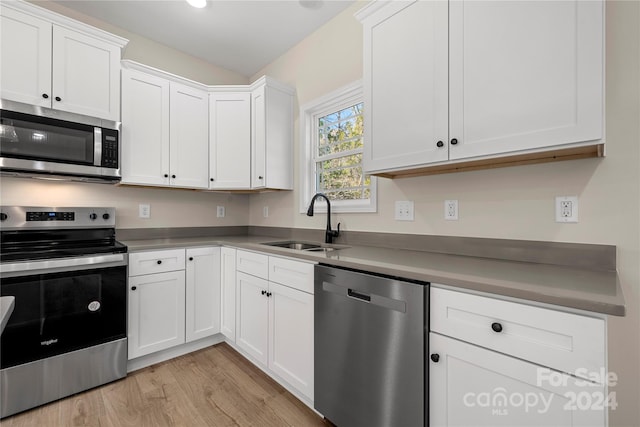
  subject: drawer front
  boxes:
[268,256,315,294]
[236,249,269,279]
[430,287,606,381]
[129,249,186,276]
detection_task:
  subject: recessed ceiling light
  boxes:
[186,0,207,9]
[299,0,324,10]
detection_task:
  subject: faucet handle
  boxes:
[333,222,341,237]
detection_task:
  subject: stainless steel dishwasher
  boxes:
[314,264,428,427]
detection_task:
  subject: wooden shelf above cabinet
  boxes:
[372,144,605,179]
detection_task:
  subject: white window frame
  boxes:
[299,80,377,214]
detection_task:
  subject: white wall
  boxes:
[0,177,250,229]
[27,0,249,85]
[249,2,640,426]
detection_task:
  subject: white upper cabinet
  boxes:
[121,62,209,189]
[169,83,209,189]
[361,0,449,172]
[121,68,170,187]
[0,7,51,108]
[0,2,126,121]
[209,91,251,189]
[251,78,294,190]
[357,0,604,176]
[448,0,603,160]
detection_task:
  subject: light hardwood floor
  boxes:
[2,342,329,427]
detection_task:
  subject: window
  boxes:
[300,81,376,213]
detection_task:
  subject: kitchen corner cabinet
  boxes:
[185,247,221,342]
[429,287,607,427]
[251,78,294,190]
[209,78,294,191]
[357,0,604,176]
[234,250,315,400]
[220,247,237,341]
[0,2,126,121]
[209,92,251,189]
[121,63,209,189]
[128,247,221,360]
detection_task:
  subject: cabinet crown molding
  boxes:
[1,0,128,47]
[354,0,400,22]
[121,60,295,95]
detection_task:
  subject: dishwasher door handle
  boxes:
[347,288,371,302]
[321,281,407,313]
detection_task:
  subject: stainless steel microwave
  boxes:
[0,105,120,183]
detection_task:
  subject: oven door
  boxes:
[0,254,127,369]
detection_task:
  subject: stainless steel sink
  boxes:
[260,240,342,252]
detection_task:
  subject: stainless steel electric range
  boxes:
[0,206,128,418]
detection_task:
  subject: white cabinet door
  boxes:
[251,82,293,190]
[448,0,603,160]
[128,271,186,359]
[268,282,314,400]
[169,83,209,189]
[220,247,237,341]
[429,333,605,427]
[251,85,267,189]
[121,68,170,186]
[185,247,221,343]
[0,6,51,108]
[362,0,449,173]
[235,271,269,365]
[209,92,251,189]
[51,26,121,121]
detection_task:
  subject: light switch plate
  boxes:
[217,206,225,218]
[139,204,150,219]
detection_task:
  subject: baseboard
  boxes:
[127,334,225,372]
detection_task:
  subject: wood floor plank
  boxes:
[2,342,327,427]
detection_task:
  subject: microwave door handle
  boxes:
[94,127,102,167]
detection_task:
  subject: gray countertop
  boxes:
[122,235,625,316]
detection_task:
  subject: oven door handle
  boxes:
[0,253,127,275]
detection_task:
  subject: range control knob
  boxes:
[89,213,98,220]
[102,213,110,220]
[0,213,7,221]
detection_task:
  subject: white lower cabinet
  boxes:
[128,270,186,359]
[233,250,315,401]
[128,247,220,360]
[185,247,221,342]
[268,281,314,399]
[220,247,237,341]
[429,333,606,427]
[236,271,270,364]
[429,286,607,427]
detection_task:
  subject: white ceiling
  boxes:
[51,0,355,77]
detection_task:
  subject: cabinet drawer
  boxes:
[268,256,314,294]
[236,249,269,278]
[129,249,186,276]
[430,287,606,381]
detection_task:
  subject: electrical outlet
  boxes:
[394,201,414,221]
[555,196,578,223]
[217,206,225,218]
[444,200,458,220]
[138,204,150,219]
[263,206,269,218]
